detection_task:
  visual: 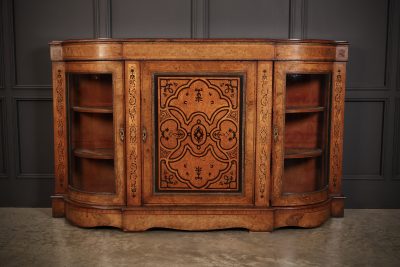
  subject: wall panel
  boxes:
[394,98,400,179]
[343,100,386,179]
[14,98,54,178]
[306,0,389,89]
[209,0,290,38]
[0,97,6,177]
[13,0,94,86]
[343,181,400,208]
[111,0,192,38]
[0,15,4,90]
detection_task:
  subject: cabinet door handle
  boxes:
[119,127,125,142]
[273,126,279,143]
[142,127,147,142]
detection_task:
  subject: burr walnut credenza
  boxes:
[50,38,348,231]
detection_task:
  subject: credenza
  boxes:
[50,38,348,231]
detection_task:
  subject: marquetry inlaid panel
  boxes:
[156,76,242,192]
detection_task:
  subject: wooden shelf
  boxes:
[73,148,114,159]
[285,106,325,114]
[285,148,322,159]
[72,106,113,114]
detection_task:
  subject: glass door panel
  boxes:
[283,74,330,194]
[272,62,333,206]
[68,74,115,193]
[64,62,124,205]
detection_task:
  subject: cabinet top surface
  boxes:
[49,38,349,62]
[50,38,348,45]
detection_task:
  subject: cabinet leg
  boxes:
[51,195,65,218]
[331,196,345,217]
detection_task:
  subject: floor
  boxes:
[0,209,399,267]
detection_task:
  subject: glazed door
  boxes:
[65,62,125,205]
[138,61,263,205]
[272,62,336,206]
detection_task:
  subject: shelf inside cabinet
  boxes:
[285,112,324,149]
[285,148,322,159]
[286,106,325,114]
[282,157,323,193]
[72,106,113,114]
[69,73,113,107]
[285,74,328,108]
[71,157,115,193]
[73,148,114,159]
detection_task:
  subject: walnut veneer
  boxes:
[50,39,348,231]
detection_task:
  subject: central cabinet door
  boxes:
[141,61,257,205]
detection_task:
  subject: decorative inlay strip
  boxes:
[53,64,66,193]
[56,69,65,188]
[128,65,138,198]
[259,70,268,198]
[331,65,345,192]
[256,62,272,206]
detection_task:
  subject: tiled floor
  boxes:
[0,208,399,267]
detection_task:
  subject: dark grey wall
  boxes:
[0,0,399,207]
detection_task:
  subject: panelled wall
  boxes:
[0,0,399,207]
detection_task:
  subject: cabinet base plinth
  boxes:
[54,197,339,232]
[122,209,274,232]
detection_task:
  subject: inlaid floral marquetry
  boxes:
[156,76,242,192]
